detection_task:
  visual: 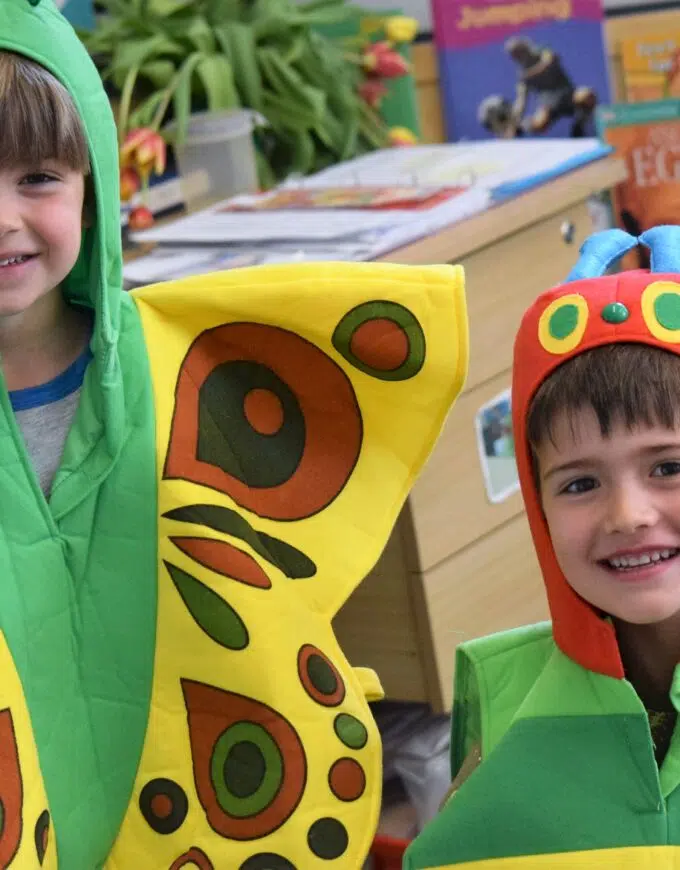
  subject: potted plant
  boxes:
[79,0,413,185]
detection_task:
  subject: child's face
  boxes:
[537,406,680,625]
[0,161,85,317]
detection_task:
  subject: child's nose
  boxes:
[0,209,21,236]
[603,483,658,535]
[0,193,22,236]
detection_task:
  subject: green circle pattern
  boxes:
[332,301,425,382]
[601,302,629,324]
[548,304,579,340]
[334,714,368,750]
[654,293,680,331]
[211,722,283,819]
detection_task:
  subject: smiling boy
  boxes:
[405,226,680,869]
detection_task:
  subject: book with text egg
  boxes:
[597,100,680,270]
[431,0,610,141]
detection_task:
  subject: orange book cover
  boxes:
[597,101,680,268]
[620,33,680,102]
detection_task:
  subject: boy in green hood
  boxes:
[0,1,469,867]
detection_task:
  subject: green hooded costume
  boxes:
[405,228,680,869]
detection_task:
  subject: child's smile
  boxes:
[537,406,680,625]
[0,162,84,316]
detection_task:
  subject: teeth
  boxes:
[608,549,678,569]
[0,256,29,267]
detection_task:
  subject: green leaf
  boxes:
[146,0,195,14]
[262,91,316,130]
[293,5,360,25]
[186,16,216,53]
[259,49,326,119]
[128,91,168,130]
[255,149,278,189]
[208,0,243,23]
[296,0,346,11]
[196,54,240,111]
[215,23,264,111]
[289,130,315,173]
[357,99,389,148]
[110,34,184,74]
[141,59,176,89]
[172,52,205,147]
[117,63,141,138]
[166,562,249,651]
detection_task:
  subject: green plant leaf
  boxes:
[293,5,360,25]
[215,23,264,110]
[262,91,317,130]
[357,98,389,148]
[296,0,346,11]
[128,90,168,130]
[259,49,326,119]
[117,63,142,139]
[186,16,216,53]
[289,130,315,173]
[146,0,195,15]
[172,52,205,147]
[208,0,243,23]
[141,59,176,89]
[110,34,184,74]
[255,149,277,189]
[196,54,240,111]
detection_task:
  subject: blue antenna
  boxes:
[565,229,638,282]
[639,226,680,274]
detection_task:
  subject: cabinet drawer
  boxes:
[419,512,547,710]
[410,369,524,570]
[462,201,592,392]
[333,517,433,703]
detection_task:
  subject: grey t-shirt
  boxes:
[9,348,91,497]
[15,389,82,495]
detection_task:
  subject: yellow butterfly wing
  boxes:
[106,261,467,869]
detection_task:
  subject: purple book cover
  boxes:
[432,0,610,141]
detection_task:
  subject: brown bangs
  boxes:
[0,51,89,173]
[528,343,680,450]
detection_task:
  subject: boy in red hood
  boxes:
[405,225,680,869]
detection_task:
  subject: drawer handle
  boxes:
[561,220,576,244]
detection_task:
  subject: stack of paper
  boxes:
[124,138,611,285]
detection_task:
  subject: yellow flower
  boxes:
[388,126,418,146]
[385,15,418,43]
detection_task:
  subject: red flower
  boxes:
[362,42,410,78]
[358,79,389,108]
[128,205,154,231]
[120,167,140,203]
[120,128,166,181]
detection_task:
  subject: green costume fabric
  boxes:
[405,227,680,869]
[0,1,158,865]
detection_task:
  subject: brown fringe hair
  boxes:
[528,343,680,459]
[0,51,89,173]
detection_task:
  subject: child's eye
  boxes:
[560,477,598,495]
[652,460,680,478]
[20,172,58,186]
